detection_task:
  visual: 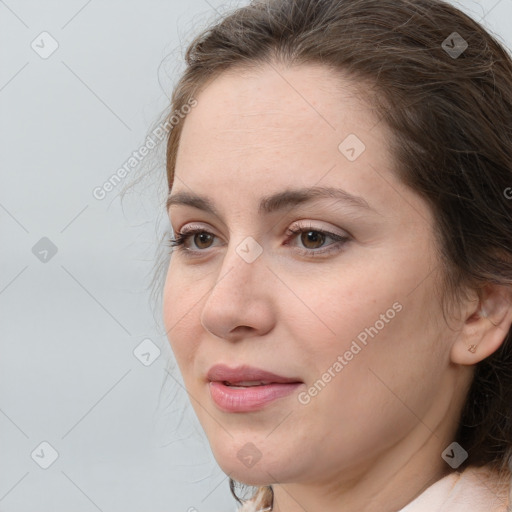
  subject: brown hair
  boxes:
[162,0,512,507]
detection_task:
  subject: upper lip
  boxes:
[207,364,302,384]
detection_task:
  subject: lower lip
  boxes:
[209,381,302,412]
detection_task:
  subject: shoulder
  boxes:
[448,465,511,511]
[400,465,512,512]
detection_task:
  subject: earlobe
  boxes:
[450,284,512,366]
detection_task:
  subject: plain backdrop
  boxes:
[1,1,511,511]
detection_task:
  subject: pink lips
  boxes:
[207,364,303,413]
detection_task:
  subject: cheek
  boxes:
[283,266,403,361]
[290,315,446,474]
[287,258,446,408]
[162,261,202,370]
[291,242,441,358]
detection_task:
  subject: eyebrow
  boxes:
[166,186,375,217]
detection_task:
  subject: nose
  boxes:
[199,241,275,342]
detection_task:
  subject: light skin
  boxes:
[162,62,512,512]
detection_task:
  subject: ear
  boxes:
[451,284,512,366]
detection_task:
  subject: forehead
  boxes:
[173,62,397,213]
[180,63,377,143]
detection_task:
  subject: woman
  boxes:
[160,0,512,510]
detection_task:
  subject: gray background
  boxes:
[1,1,511,511]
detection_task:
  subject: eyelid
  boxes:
[173,221,348,243]
[289,220,350,239]
[172,219,349,237]
[169,220,351,258]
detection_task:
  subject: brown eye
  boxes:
[300,231,326,250]
[285,224,350,257]
[194,232,214,249]
[168,228,219,254]
[169,224,349,258]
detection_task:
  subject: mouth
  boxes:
[207,363,302,384]
[206,364,303,412]
[221,380,277,388]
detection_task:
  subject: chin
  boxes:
[219,461,276,487]
[231,469,273,487]
[210,442,295,487]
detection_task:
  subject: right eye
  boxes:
[168,228,218,255]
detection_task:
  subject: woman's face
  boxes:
[163,63,469,487]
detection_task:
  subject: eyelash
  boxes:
[167,223,350,258]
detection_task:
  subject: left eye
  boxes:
[168,224,350,257]
[283,226,349,255]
